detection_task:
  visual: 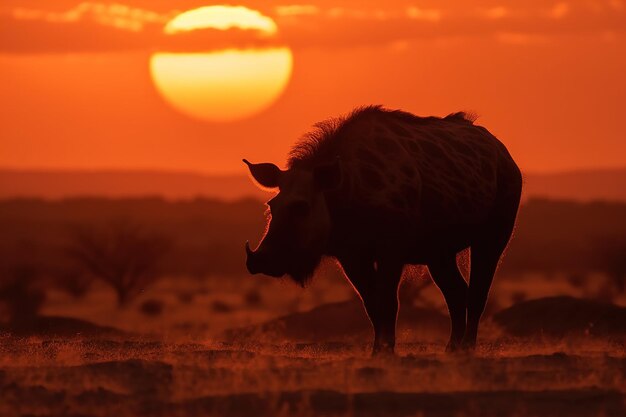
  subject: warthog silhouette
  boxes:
[245,106,522,354]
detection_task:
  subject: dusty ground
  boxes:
[1,337,624,417]
[1,272,625,416]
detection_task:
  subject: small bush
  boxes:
[54,269,93,299]
[178,291,194,305]
[211,300,233,313]
[140,299,165,317]
[243,289,262,307]
[0,264,46,325]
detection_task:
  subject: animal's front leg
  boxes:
[340,256,403,355]
[366,285,399,355]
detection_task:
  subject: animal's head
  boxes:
[243,158,341,284]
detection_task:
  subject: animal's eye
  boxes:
[290,200,310,216]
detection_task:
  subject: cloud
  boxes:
[547,3,570,20]
[406,6,441,22]
[481,7,509,20]
[12,2,171,32]
[1,2,280,53]
[1,1,626,53]
[274,5,319,17]
[273,2,626,49]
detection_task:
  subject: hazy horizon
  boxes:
[2,166,626,202]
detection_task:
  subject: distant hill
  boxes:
[0,169,267,201]
[522,169,626,202]
[1,168,625,202]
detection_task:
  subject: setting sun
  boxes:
[151,5,292,122]
[150,48,292,122]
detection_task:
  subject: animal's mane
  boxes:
[287,105,477,169]
[444,111,479,124]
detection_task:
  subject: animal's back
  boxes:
[324,107,518,227]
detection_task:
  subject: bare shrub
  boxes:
[140,299,165,317]
[0,264,45,325]
[53,268,94,299]
[68,220,171,307]
[243,288,262,307]
[211,300,233,313]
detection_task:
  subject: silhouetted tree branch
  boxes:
[67,221,171,307]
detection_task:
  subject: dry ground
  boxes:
[1,337,624,417]
[1,272,625,417]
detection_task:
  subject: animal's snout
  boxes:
[245,241,261,275]
[245,241,285,277]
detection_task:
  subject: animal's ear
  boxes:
[243,159,283,189]
[314,158,341,190]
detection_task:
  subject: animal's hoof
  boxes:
[371,345,395,358]
[445,341,462,353]
[460,339,477,352]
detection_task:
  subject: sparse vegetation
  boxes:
[140,299,165,317]
[67,220,171,307]
[0,264,45,326]
[0,197,624,286]
[53,268,93,299]
[0,197,624,417]
[211,300,233,313]
[244,288,262,307]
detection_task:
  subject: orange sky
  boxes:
[1,0,625,174]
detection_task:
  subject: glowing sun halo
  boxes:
[150,6,292,122]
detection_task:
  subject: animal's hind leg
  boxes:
[463,208,518,350]
[428,254,468,352]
